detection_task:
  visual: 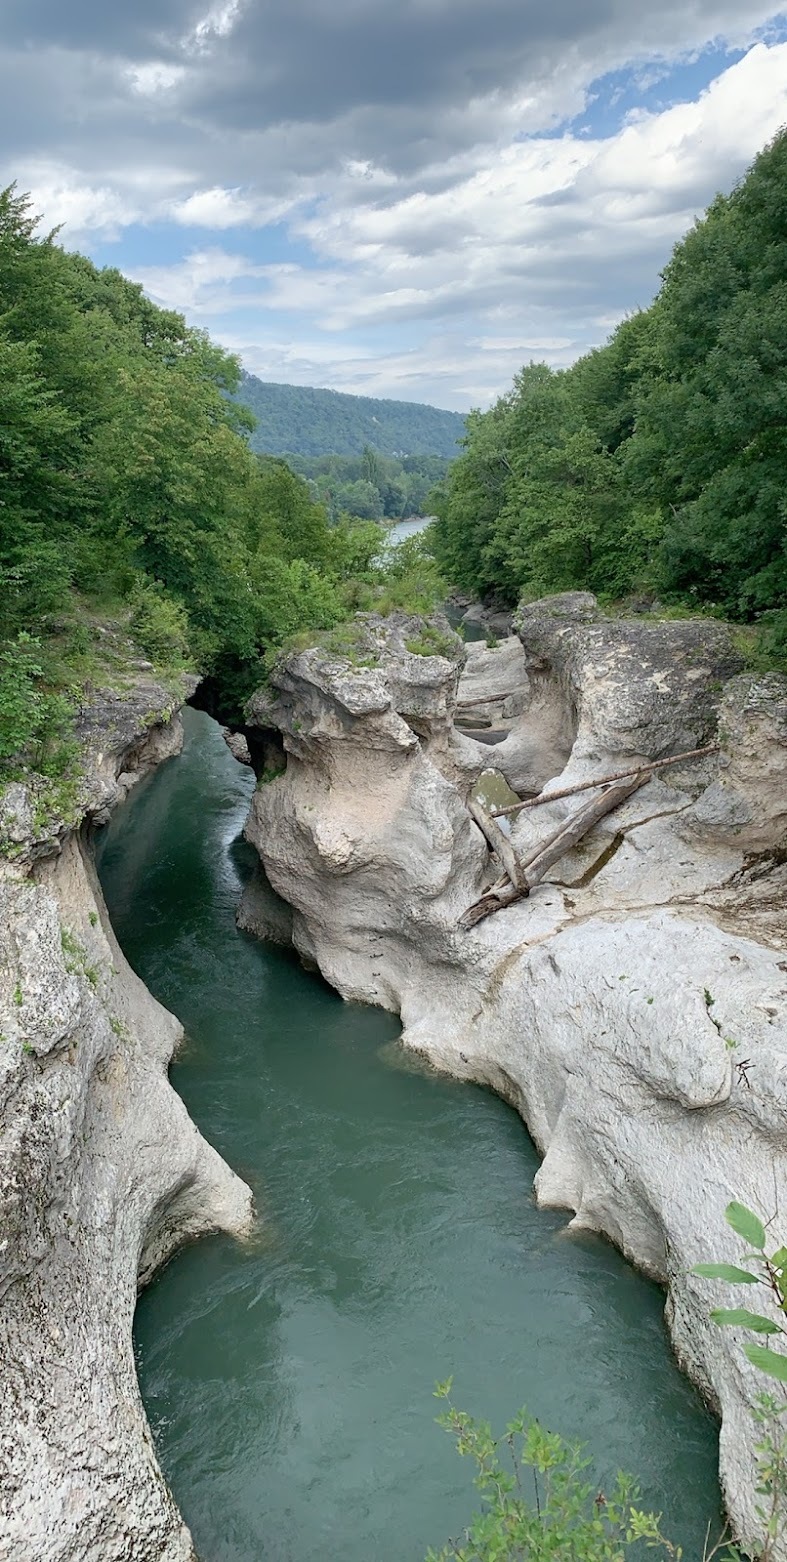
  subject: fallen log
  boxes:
[467,797,527,892]
[491,743,718,818]
[459,772,646,929]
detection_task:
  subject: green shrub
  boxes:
[405,624,457,659]
[129,582,191,666]
[732,611,787,673]
[321,621,379,667]
[427,1381,726,1561]
[0,632,77,775]
[693,1201,787,1559]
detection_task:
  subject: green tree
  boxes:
[334,477,384,521]
[432,128,787,643]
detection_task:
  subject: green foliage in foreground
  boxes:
[693,1201,787,1560]
[431,129,787,662]
[428,1383,737,1562]
[432,1199,787,1562]
[693,1200,787,1382]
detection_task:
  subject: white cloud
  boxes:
[262,41,787,340]
[147,39,787,404]
[228,328,558,410]
[127,62,186,96]
[169,184,302,228]
[189,0,248,50]
[134,247,268,311]
[3,7,787,405]
[17,165,143,241]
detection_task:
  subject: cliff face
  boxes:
[0,678,253,1561]
[243,600,787,1556]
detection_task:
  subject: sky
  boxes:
[2,2,787,411]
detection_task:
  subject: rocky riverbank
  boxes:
[242,593,787,1557]
[0,674,253,1562]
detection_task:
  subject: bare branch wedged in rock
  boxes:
[460,774,647,927]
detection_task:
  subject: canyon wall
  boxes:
[0,676,253,1562]
[243,597,787,1556]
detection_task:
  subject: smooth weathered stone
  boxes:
[0,675,253,1562]
[244,597,787,1559]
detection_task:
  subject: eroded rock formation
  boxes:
[243,598,787,1556]
[0,677,253,1561]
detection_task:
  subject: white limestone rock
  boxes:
[456,637,529,722]
[244,597,787,1557]
[0,677,253,1562]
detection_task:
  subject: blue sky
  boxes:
[2,2,787,410]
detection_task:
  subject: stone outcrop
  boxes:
[243,599,787,1556]
[0,673,253,1561]
[455,637,529,727]
[459,600,515,637]
[221,727,253,767]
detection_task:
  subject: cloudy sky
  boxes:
[3,2,787,410]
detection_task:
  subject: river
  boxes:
[385,515,434,546]
[96,708,721,1562]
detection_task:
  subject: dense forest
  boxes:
[236,373,465,459]
[286,449,448,521]
[431,129,787,659]
[0,186,440,797]
[3,126,785,801]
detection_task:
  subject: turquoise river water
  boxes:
[96,707,721,1562]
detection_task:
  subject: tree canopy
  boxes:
[287,448,450,522]
[235,373,465,459]
[431,129,787,654]
[0,186,444,779]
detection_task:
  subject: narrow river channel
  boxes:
[96,707,721,1562]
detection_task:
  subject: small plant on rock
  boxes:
[693,1201,787,1559]
[405,625,457,660]
[693,1202,787,1379]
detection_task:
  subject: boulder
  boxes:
[515,592,744,766]
[687,674,787,850]
[222,727,253,766]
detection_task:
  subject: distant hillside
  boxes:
[237,374,466,459]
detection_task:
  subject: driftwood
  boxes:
[468,797,527,891]
[458,809,587,918]
[491,743,718,818]
[459,773,647,929]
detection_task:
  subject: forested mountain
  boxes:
[432,129,787,658]
[0,186,440,785]
[236,374,466,459]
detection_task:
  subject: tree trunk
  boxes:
[459,772,646,929]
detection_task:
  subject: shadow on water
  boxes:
[96,708,721,1562]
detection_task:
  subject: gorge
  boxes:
[238,593,787,1558]
[99,706,721,1561]
[2,68,787,1562]
[5,591,778,1558]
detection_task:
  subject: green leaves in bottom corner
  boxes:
[724,1202,767,1251]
